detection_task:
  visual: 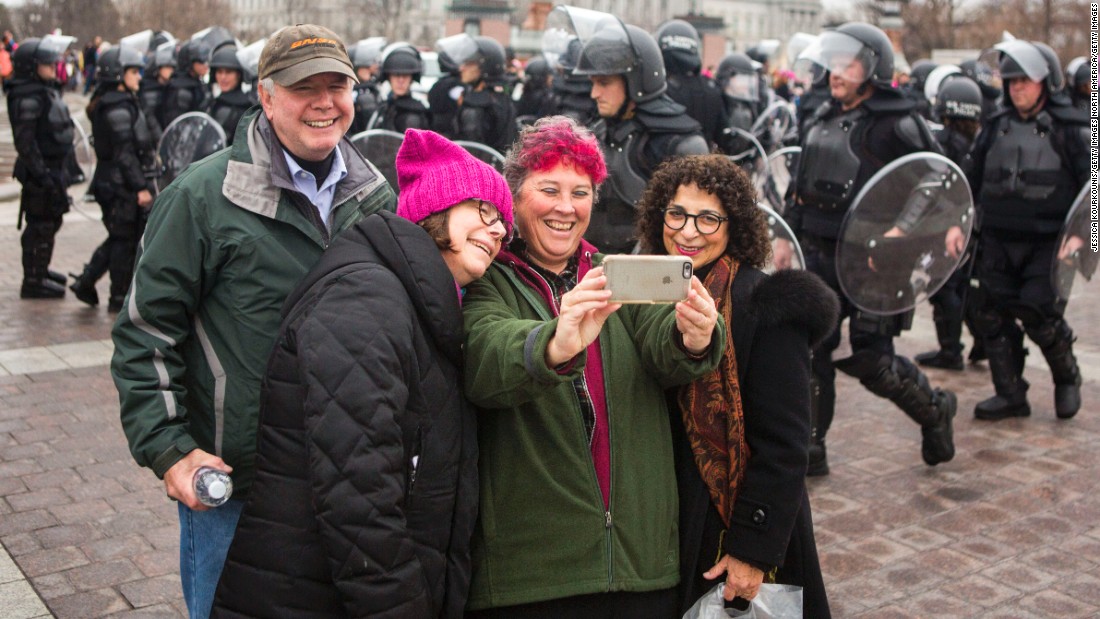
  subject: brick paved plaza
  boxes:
[0,97,1098,618]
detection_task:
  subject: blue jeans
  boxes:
[178,499,245,619]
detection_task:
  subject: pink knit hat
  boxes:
[396,129,513,227]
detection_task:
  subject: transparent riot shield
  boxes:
[750,100,795,154]
[836,152,974,315]
[455,140,505,172]
[350,129,403,193]
[72,121,94,183]
[726,127,768,197]
[759,203,804,273]
[761,146,800,215]
[156,112,227,192]
[1052,185,1096,301]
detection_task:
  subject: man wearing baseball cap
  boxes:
[112,24,395,619]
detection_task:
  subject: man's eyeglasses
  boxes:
[472,199,514,243]
[662,207,728,235]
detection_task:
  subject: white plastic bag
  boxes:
[682,582,803,619]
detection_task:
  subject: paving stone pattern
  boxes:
[0,95,1097,618]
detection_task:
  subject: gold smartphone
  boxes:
[601,255,693,304]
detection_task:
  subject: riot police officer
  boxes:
[208,45,251,144]
[904,59,937,119]
[716,52,762,154]
[656,19,727,150]
[5,35,77,299]
[959,58,1003,121]
[515,55,556,121]
[371,43,430,133]
[915,76,985,369]
[781,22,956,475]
[70,46,157,312]
[573,22,709,253]
[440,34,516,153]
[347,37,385,135]
[1065,56,1090,112]
[428,46,461,138]
[140,40,176,142]
[964,41,1089,421]
[159,39,212,128]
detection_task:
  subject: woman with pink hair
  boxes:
[462,116,724,618]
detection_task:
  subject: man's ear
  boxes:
[258,82,274,119]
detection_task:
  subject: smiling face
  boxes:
[828,55,868,108]
[662,183,729,270]
[260,72,354,162]
[516,163,594,273]
[590,74,628,118]
[441,199,508,286]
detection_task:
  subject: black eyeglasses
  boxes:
[472,199,514,243]
[662,208,728,235]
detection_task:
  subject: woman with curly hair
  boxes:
[636,154,837,616]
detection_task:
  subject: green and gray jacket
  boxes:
[462,246,725,609]
[112,108,395,497]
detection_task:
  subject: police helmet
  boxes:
[995,39,1063,95]
[574,23,666,103]
[97,45,146,84]
[350,38,387,70]
[13,36,72,78]
[209,45,243,72]
[380,43,423,82]
[716,52,759,102]
[656,19,701,75]
[177,40,212,70]
[819,22,895,89]
[1065,56,1089,91]
[909,59,937,90]
[935,76,983,121]
[524,56,551,84]
[473,36,507,82]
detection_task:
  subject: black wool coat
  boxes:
[212,211,478,619]
[673,267,839,617]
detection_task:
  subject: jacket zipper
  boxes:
[526,261,615,589]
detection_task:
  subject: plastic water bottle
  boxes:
[193,467,233,507]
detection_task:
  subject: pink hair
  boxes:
[504,116,608,189]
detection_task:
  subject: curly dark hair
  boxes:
[635,154,771,269]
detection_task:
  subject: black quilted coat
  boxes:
[212,211,478,618]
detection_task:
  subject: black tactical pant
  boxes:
[19,175,68,283]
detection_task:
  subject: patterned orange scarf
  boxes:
[678,255,749,528]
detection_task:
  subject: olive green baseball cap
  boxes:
[258,24,358,86]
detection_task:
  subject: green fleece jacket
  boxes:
[112,109,395,496]
[462,246,725,609]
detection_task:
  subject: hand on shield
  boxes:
[772,238,795,271]
[1058,234,1085,262]
[945,226,966,260]
[867,226,906,271]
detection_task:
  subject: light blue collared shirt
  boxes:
[281,146,349,230]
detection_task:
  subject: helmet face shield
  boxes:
[236,38,265,80]
[351,37,387,69]
[723,73,759,102]
[812,31,874,87]
[154,41,177,69]
[924,64,961,103]
[992,40,1049,83]
[572,23,633,77]
[121,29,154,53]
[544,5,617,71]
[37,34,76,64]
[436,33,479,67]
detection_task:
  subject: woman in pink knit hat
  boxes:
[213,129,511,618]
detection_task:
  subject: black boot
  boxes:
[47,270,67,285]
[107,296,125,313]
[1026,320,1081,419]
[974,334,1030,420]
[843,352,956,466]
[69,244,110,308]
[916,315,964,371]
[967,338,986,363]
[20,278,66,299]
